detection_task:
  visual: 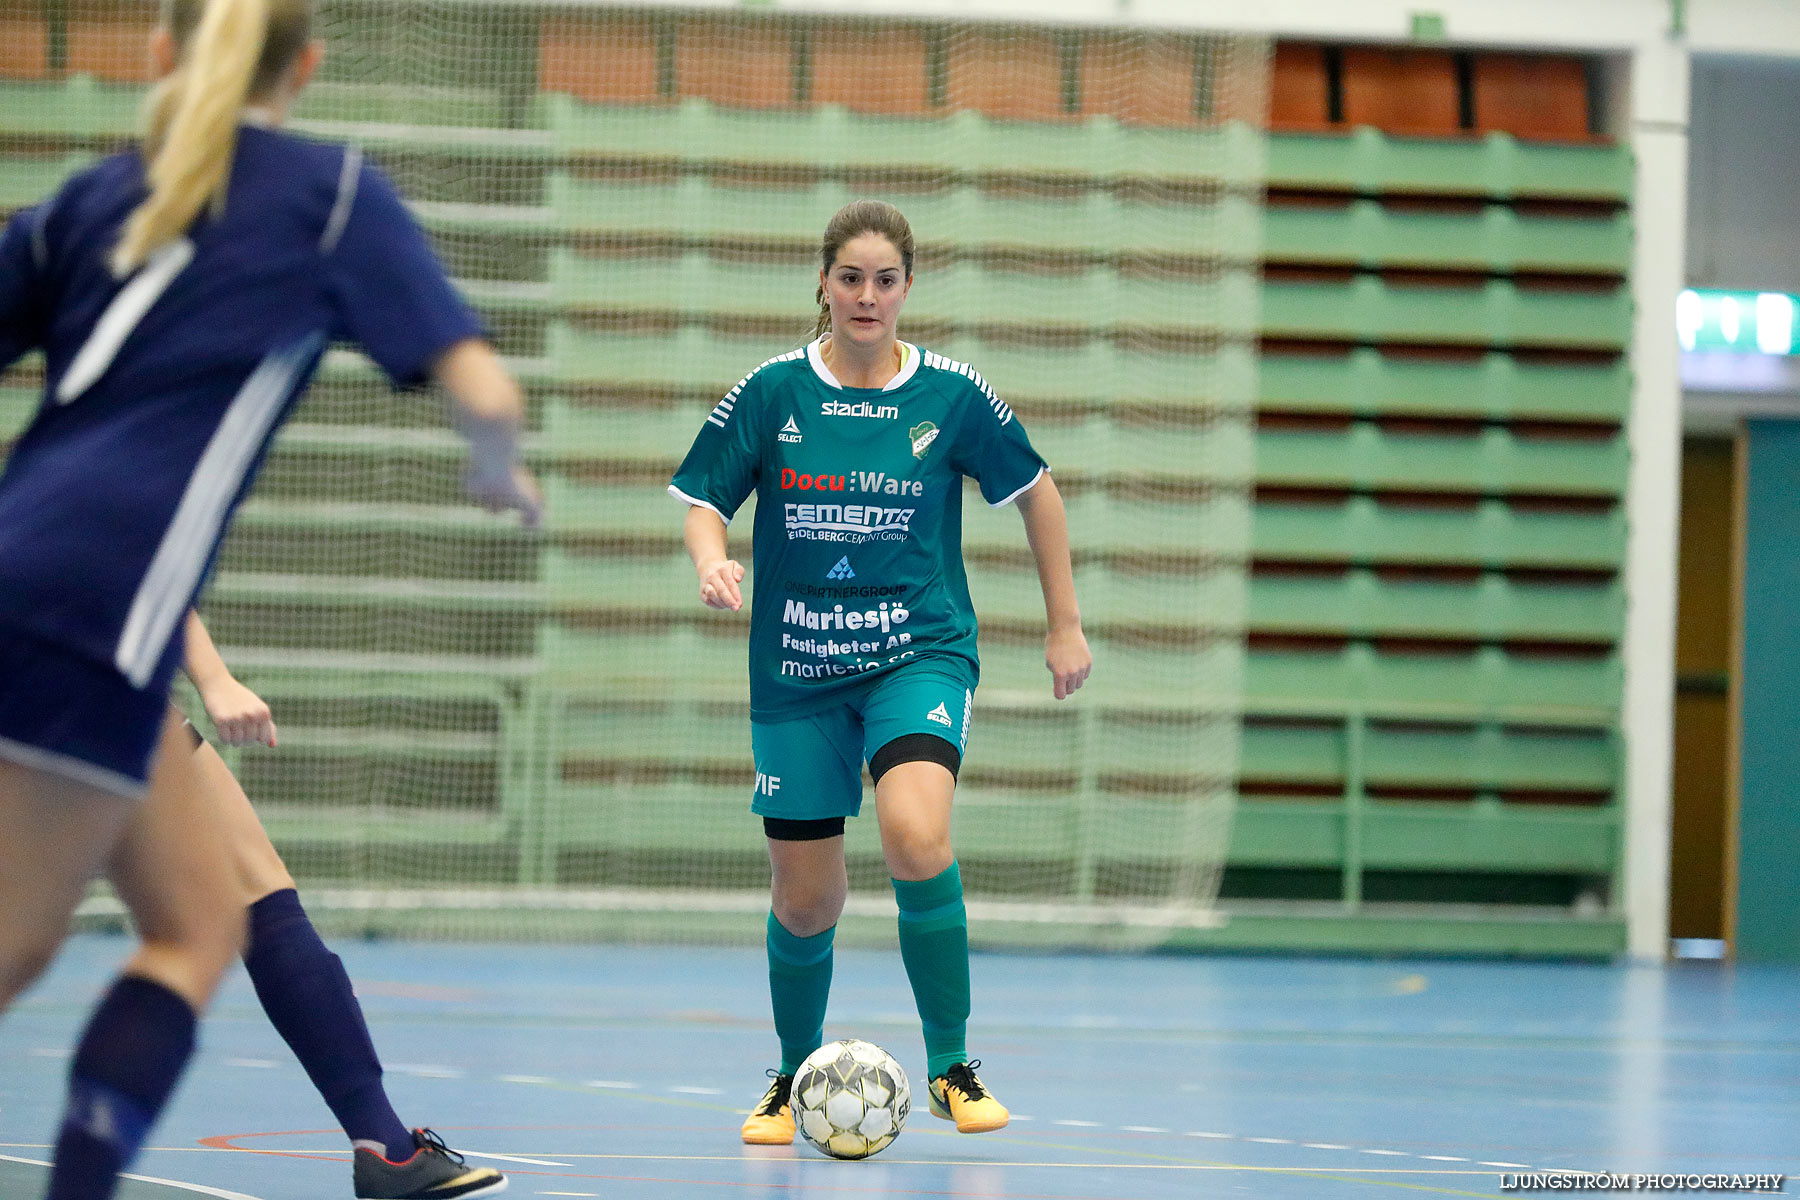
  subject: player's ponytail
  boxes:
[813,200,915,342]
[112,0,312,277]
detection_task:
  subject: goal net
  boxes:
[0,0,1266,949]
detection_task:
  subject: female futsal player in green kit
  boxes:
[669,200,1091,1143]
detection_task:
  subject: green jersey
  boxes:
[670,339,1047,720]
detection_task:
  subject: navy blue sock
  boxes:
[244,889,411,1158]
[46,975,196,1200]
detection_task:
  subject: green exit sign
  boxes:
[1678,289,1798,355]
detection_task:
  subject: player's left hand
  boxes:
[201,677,278,747]
[1046,625,1092,700]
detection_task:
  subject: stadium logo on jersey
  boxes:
[823,399,900,420]
[926,702,953,728]
[779,415,803,444]
[827,556,856,580]
[909,421,938,459]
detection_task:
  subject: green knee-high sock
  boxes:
[893,862,970,1079]
[767,913,834,1076]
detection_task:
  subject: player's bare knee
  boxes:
[236,854,297,907]
[880,826,952,882]
[138,903,246,965]
[772,879,846,936]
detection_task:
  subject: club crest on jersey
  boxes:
[926,702,953,727]
[822,400,899,420]
[909,421,938,459]
[827,556,856,580]
[779,415,803,444]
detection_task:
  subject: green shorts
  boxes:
[750,659,975,821]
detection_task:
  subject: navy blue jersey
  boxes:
[0,124,482,691]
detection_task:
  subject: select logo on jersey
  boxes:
[785,502,915,543]
[909,421,938,459]
[926,702,953,728]
[823,399,900,420]
[779,416,803,444]
[827,556,856,580]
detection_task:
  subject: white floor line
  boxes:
[0,1143,1536,1179]
[390,1064,464,1079]
[376,1068,1548,1176]
[0,1153,266,1200]
[460,1150,570,1167]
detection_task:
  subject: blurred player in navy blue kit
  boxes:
[0,0,534,1195]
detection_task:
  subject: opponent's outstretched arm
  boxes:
[1014,474,1091,700]
[434,338,543,527]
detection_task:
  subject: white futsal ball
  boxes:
[792,1039,911,1160]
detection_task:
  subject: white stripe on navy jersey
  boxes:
[923,351,1012,425]
[57,237,195,405]
[319,146,362,254]
[29,203,50,270]
[708,346,805,426]
[113,331,323,685]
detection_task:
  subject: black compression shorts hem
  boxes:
[763,816,846,841]
[870,732,961,785]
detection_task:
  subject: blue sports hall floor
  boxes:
[2,933,1795,1199]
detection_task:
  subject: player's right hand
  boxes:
[201,677,278,747]
[698,559,745,611]
[465,462,543,528]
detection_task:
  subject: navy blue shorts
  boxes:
[0,623,167,798]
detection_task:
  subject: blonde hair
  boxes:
[111,0,313,276]
[811,200,916,341]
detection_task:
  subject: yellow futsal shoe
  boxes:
[741,1070,796,1145]
[928,1061,1010,1133]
